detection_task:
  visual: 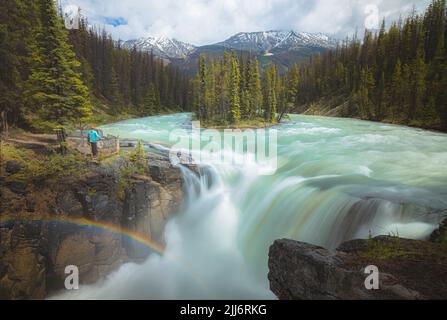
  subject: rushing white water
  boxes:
[56,113,447,299]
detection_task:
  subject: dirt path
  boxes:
[1,132,58,152]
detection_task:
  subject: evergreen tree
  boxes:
[0,0,40,132]
[245,50,253,92]
[205,60,216,118]
[376,72,386,120]
[358,68,375,118]
[263,65,277,122]
[240,90,251,120]
[250,59,263,117]
[294,0,447,131]
[196,55,207,120]
[188,0,447,130]
[0,23,18,133]
[286,64,299,108]
[409,47,427,120]
[228,52,241,124]
[0,0,193,132]
[24,0,92,130]
[143,82,159,115]
[389,59,404,120]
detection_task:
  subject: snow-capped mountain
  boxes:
[124,31,338,60]
[123,36,196,59]
[214,30,338,53]
[124,31,340,75]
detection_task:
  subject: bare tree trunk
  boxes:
[0,136,4,178]
[277,110,287,123]
[277,102,303,123]
[0,110,8,136]
[56,127,67,155]
[0,110,6,178]
[277,106,292,123]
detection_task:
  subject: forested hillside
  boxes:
[0,0,192,133]
[194,0,447,131]
[297,0,447,131]
[68,22,192,117]
[2,0,447,133]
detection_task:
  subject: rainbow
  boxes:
[0,215,209,290]
[0,215,165,255]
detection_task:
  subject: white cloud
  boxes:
[61,0,431,45]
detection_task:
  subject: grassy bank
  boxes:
[193,116,277,130]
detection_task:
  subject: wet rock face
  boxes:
[122,173,182,260]
[0,223,47,299]
[0,157,186,299]
[430,218,447,243]
[268,236,447,300]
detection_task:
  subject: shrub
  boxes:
[1,145,87,183]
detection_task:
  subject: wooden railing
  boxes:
[67,129,120,156]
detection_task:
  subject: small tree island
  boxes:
[193,50,299,129]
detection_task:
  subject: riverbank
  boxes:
[301,97,447,133]
[0,135,195,299]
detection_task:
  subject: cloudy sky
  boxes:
[60,0,431,45]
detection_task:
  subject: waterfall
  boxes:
[54,164,275,299]
[53,113,447,299]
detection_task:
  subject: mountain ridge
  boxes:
[123,30,340,75]
[124,30,339,59]
[214,30,339,54]
[123,36,196,59]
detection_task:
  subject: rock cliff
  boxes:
[0,153,192,299]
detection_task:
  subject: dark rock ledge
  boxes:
[268,235,447,300]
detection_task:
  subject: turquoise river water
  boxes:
[57,113,447,299]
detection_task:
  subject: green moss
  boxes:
[1,145,88,183]
[88,187,97,197]
[2,145,36,163]
[361,237,410,260]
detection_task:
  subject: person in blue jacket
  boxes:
[87,125,102,158]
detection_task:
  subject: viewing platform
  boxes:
[67,129,120,156]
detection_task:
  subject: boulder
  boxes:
[5,160,23,174]
[268,236,447,300]
[7,181,27,195]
